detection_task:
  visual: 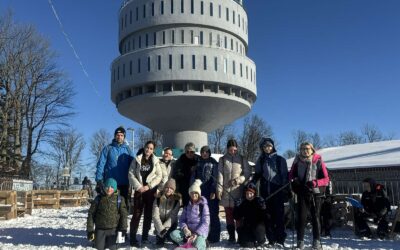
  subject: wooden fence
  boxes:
[0,190,90,220]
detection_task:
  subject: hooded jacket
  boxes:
[361,178,391,217]
[191,147,218,198]
[179,196,210,237]
[95,140,133,185]
[253,138,289,197]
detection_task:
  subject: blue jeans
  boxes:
[170,229,207,250]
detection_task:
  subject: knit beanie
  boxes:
[104,178,117,191]
[164,179,176,191]
[114,126,126,137]
[246,182,257,194]
[189,179,202,196]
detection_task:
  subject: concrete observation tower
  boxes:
[111,0,257,149]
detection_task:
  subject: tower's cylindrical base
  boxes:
[163,131,208,151]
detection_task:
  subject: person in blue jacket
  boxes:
[190,145,221,243]
[95,126,133,208]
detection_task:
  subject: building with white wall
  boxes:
[111,0,256,149]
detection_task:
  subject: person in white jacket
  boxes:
[128,140,162,247]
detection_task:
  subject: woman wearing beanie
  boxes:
[289,142,329,250]
[170,179,210,250]
[217,139,251,243]
[152,178,182,246]
[128,140,162,247]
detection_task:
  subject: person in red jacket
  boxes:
[289,142,329,250]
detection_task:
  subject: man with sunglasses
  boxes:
[171,142,199,206]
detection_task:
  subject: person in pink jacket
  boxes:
[289,142,329,250]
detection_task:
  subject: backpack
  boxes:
[94,194,122,210]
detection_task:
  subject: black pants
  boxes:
[320,197,333,236]
[296,194,322,242]
[265,193,286,244]
[94,228,117,250]
[130,188,156,240]
[207,198,221,242]
[354,209,389,237]
[117,185,130,210]
[237,223,266,247]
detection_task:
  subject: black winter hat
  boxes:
[114,126,126,137]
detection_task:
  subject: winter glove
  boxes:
[229,178,238,187]
[234,198,242,207]
[95,180,106,195]
[257,197,266,210]
[159,228,168,238]
[183,227,192,238]
[291,178,302,194]
[87,231,95,241]
[306,180,318,189]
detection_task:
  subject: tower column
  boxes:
[163,131,208,150]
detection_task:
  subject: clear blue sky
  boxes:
[1,0,400,161]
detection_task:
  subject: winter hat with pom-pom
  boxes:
[189,179,202,196]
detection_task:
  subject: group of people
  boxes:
[86,126,391,250]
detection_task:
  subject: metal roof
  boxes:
[287,140,400,170]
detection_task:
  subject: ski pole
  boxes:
[263,181,292,202]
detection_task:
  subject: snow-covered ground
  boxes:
[0,206,399,250]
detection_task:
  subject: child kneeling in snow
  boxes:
[87,178,128,250]
[152,178,182,246]
[234,182,266,248]
[170,179,210,250]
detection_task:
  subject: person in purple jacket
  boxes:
[170,179,210,250]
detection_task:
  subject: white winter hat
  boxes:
[189,179,202,196]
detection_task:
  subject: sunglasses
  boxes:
[186,151,195,154]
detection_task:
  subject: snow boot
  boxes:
[312,239,322,250]
[296,240,304,250]
[227,224,236,243]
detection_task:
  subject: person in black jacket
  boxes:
[354,178,391,239]
[252,138,289,247]
[191,145,221,243]
[171,142,199,206]
[233,183,266,248]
